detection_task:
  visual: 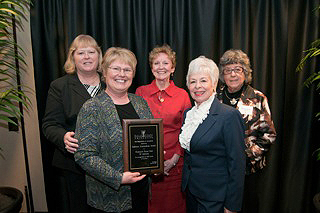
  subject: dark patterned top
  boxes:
[74,92,153,212]
[217,84,276,174]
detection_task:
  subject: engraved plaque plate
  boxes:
[122,119,164,174]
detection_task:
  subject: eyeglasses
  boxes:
[223,66,244,75]
[108,66,133,74]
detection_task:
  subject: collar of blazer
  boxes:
[239,84,255,105]
[94,92,152,143]
[68,73,105,100]
[189,98,221,150]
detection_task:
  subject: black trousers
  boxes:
[52,168,92,213]
[185,187,224,213]
[239,171,262,213]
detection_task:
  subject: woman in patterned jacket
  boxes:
[75,47,153,213]
[217,49,276,213]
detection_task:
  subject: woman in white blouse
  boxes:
[179,56,246,213]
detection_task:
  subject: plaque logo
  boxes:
[134,130,154,140]
[122,119,164,174]
[141,130,146,137]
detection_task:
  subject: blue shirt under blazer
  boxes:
[181,98,246,211]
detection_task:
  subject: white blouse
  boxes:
[179,93,215,152]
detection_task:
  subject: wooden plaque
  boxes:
[122,118,164,174]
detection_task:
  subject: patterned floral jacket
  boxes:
[74,92,153,212]
[217,85,276,174]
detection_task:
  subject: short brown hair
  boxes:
[219,49,253,84]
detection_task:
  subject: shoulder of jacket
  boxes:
[129,93,144,101]
[50,74,77,87]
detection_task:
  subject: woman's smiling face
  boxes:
[223,63,246,93]
[151,52,175,81]
[74,46,99,74]
[104,60,134,95]
[188,72,214,106]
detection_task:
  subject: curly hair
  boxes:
[219,49,253,84]
[149,44,176,68]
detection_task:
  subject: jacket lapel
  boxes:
[239,85,254,105]
[190,98,220,150]
[68,74,91,100]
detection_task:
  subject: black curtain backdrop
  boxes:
[30,0,320,212]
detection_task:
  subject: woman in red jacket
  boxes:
[136,44,191,213]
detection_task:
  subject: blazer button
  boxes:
[188,165,191,170]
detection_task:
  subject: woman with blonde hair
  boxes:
[42,34,105,213]
[75,47,153,213]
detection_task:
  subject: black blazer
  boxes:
[181,98,246,211]
[42,73,106,173]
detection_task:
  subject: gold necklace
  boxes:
[224,89,240,105]
[158,91,165,102]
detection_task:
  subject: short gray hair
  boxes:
[219,49,252,84]
[186,56,219,91]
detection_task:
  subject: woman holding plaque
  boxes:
[180,56,246,213]
[136,44,191,213]
[74,47,153,213]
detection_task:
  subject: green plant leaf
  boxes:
[0,8,18,16]
[0,114,19,125]
[310,49,320,57]
[313,148,320,160]
[0,105,20,117]
[0,0,32,157]
[296,5,320,160]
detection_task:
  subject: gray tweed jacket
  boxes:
[74,92,153,212]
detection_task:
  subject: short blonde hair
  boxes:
[219,49,253,84]
[186,56,219,92]
[101,47,137,82]
[149,44,176,68]
[64,34,102,74]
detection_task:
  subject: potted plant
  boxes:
[0,0,31,128]
[0,187,23,213]
[296,28,320,161]
[0,0,31,212]
[296,5,320,211]
[296,34,320,116]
